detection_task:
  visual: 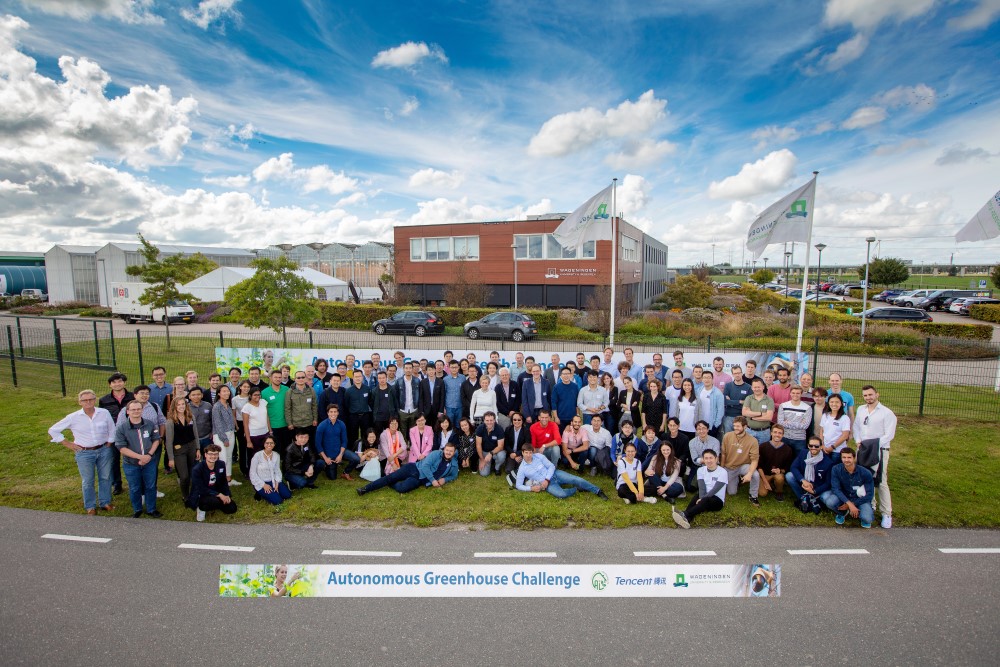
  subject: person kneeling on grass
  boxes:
[285,428,318,490]
[187,443,237,522]
[827,448,876,528]
[357,442,460,495]
[644,441,685,505]
[249,436,292,506]
[616,442,654,504]
[672,449,727,529]
[515,442,609,500]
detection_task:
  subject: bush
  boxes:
[739,284,785,311]
[970,304,1000,323]
[313,302,558,332]
[660,275,714,310]
[78,307,112,318]
[9,300,94,316]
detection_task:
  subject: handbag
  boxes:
[359,458,381,482]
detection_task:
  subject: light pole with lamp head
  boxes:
[511,241,518,310]
[784,250,792,286]
[306,242,328,274]
[814,243,826,303]
[860,237,876,343]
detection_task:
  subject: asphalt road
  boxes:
[2,507,998,666]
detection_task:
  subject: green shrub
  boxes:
[312,302,558,332]
[78,307,113,318]
[969,304,1000,323]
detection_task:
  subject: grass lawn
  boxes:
[3,387,997,529]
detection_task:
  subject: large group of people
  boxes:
[48,346,897,529]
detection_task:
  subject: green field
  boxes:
[2,387,998,529]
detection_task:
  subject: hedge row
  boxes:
[314,302,558,332]
[969,304,1000,324]
[798,300,993,340]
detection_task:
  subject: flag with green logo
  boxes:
[552,184,614,251]
[746,175,817,259]
[955,188,1000,242]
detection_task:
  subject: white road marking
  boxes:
[42,533,111,544]
[178,543,255,552]
[787,548,869,555]
[474,552,557,558]
[321,550,402,557]
[938,548,1000,554]
[634,550,717,557]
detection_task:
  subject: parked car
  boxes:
[371,310,445,336]
[464,312,538,341]
[892,289,934,307]
[819,282,834,292]
[782,289,819,299]
[948,298,972,314]
[916,289,993,311]
[717,282,741,289]
[20,288,47,301]
[851,307,933,322]
[958,297,1000,315]
[873,289,903,302]
[812,294,846,302]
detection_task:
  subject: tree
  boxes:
[660,274,714,310]
[583,280,631,334]
[865,257,910,288]
[947,264,959,277]
[992,265,1000,290]
[442,260,490,308]
[691,261,712,282]
[750,268,775,285]
[225,256,320,345]
[125,234,217,349]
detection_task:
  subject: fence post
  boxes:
[309,331,314,347]
[219,331,224,348]
[93,320,101,366]
[109,321,117,370]
[812,336,820,378]
[6,326,16,387]
[706,335,711,353]
[15,316,24,357]
[136,330,144,381]
[403,333,407,350]
[55,328,66,397]
[918,337,931,416]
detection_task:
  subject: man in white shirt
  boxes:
[583,414,613,476]
[852,385,897,529]
[672,449,727,529]
[48,389,117,515]
[624,347,645,383]
[577,371,609,423]
[599,346,618,375]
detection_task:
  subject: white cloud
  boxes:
[751,125,800,150]
[871,138,927,156]
[203,174,250,188]
[935,143,996,166]
[948,0,1000,30]
[252,153,358,195]
[399,97,419,116]
[181,0,241,30]
[823,0,937,31]
[616,174,651,216]
[334,192,367,207]
[527,90,668,158]
[841,105,887,130]
[20,0,163,24]
[371,41,448,69]
[604,139,676,169]
[708,149,798,200]
[408,168,464,189]
[818,32,869,70]
[874,83,937,110]
[228,122,255,141]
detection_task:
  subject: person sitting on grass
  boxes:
[616,442,654,504]
[785,436,836,509]
[610,417,638,466]
[249,435,292,506]
[528,410,562,466]
[644,441,684,505]
[560,415,590,472]
[827,448,876,528]
[357,442,460,495]
[315,405,360,481]
[514,441,609,500]
[187,443,237,522]
[285,428,317,490]
[757,424,796,503]
[672,449,727,529]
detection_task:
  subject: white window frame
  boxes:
[410,238,424,261]
[514,234,596,260]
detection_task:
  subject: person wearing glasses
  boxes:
[852,385,897,529]
[285,369,319,445]
[48,390,117,515]
[784,436,836,509]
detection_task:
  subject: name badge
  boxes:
[737,448,743,454]
[856,486,866,497]
[306,398,312,403]
[542,392,547,397]
[142,431,149,438]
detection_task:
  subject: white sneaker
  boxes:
[155,490,165,498]
[196,509,206,522]
[881,515,892,529]
[643,497,658,504]
[229,479,242,486]
[678,491,687,499]
[623,499,631,504]
[672,510,690,529]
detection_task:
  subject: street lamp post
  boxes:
[511,241,518,310]
[860,236,876,343]
[814,243,826,303]
[306,242,328,274]
[763,257,769,272]
[784,250,792,285]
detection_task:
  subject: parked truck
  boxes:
[109,282,195,324]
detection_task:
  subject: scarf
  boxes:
[804,451,824,483]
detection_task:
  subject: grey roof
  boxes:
[47,245,102,254]
[103,242,254,256]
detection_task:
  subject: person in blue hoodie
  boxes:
[828,448,876,528]
[356,441,460,495]
[784,436,836,508]
[552,367,581,427]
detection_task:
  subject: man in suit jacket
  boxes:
[520,364,551,425]
[494,367,521,430]
[543,354,563,387]
[503,412,531,481]
[419,368,445,429]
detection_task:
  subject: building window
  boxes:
[453,236,480,259]
[621,236,639,262]
[515,234,544,259]
[515,234,595,260]
[410,238,423,261]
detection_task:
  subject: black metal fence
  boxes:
[1,315,998,421]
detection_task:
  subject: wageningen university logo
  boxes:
[573,202,611,229]
[785,199,808,218]
[591,571,608,591]
[673,574,688,588]
[748,199,810,244]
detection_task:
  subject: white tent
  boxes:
[182,266,350,302]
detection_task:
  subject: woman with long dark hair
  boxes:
[644,441,684,504]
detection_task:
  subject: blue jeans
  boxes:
[75,445,113,510]
[446,407,462,431]
[122,450,160,513]
[645,479,684,499]
[258,481,292,505]
[826,494,874,524]
[722,416,737,434]
[785,438,807,457]
[361,462,424,494]
[749,428,770,446]
[540,445,560,467]
[545,470,601,498]
[286,472,315,489]
[316,449,361,478]
[478,450,507,476]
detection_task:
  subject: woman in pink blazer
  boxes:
[378,417,408,474]
[408,413,434,464]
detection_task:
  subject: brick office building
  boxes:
[394,216,668,310]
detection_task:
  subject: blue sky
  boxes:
[1,0,998,267]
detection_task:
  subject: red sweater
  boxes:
[529,421,561,449]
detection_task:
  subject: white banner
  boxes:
[220,563,781,598]
[550,184,614,250]
[955,188,1000,242]
[746,176,817,259]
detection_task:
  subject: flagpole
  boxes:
[609,178,618,348]
[795,171,819,362]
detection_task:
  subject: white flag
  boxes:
[746,176,817,259]
[955,189,1000,242]
[551,184,614,250]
